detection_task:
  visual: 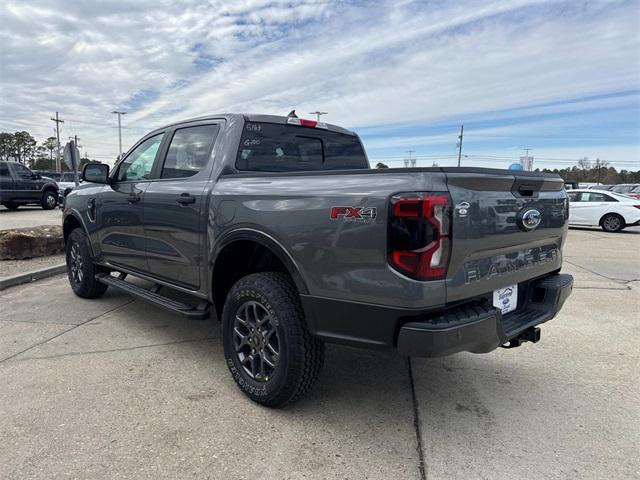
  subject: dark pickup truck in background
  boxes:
[62,113,573,407]
[0,161,59,210]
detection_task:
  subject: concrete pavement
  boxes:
[0,205,63,230]
[1,228,638,479]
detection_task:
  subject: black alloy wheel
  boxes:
[233,301,280,382]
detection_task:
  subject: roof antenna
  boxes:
[287,109,298,118]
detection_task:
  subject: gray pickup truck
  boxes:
[0,161,59,210]
[63,113,573,407]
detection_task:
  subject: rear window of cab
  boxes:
[236,122,368,172]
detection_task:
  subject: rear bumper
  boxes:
[397,274,573,357]
[301,273,573,358]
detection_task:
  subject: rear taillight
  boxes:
[387,192,452,280]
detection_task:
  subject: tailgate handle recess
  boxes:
[512,179,543,198]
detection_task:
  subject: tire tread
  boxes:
[223,272,324,407]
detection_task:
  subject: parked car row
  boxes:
[585,183,640,198]
[566,189,640,232]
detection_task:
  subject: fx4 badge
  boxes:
[330,206,377,223]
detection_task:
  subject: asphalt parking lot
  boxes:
[1,227,638,479]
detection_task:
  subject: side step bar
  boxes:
[95,273,210,320]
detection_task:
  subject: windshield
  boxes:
[236,122,369,172]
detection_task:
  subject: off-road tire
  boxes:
[222,272,324,407]
[600,213,625,233]
[66,228,109,298]
[41,189,58,210]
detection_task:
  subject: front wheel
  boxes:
[66,228,109,298]
[41,190,58,210]
[222,272,324,407]
[601,213,625,233]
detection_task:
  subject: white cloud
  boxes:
[0,0,637,167]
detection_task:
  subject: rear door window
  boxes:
[161,125,219,179]
[582,193,616,202]
[236,122,368,172]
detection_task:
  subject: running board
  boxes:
[95,273,210,320]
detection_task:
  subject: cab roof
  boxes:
[149,113,356,136]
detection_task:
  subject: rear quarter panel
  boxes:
[210,170,449,309]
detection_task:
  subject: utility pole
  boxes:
[50,112,64,172]
[596,158,601,185]
[457,124,464,167]
[309,111,328,122]
[521,147,533,171]
[112,111,127,159]
[406,150,416,168]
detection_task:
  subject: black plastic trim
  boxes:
[301,273,573,358]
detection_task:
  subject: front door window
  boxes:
[116,134,164,182]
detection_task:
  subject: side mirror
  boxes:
[32,173,41,179]
[82,163,110,184]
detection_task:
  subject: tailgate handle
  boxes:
[512,179,543,198]
[518,184,536,196]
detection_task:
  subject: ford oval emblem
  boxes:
[518,208,542,231]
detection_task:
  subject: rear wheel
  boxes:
[601,213,625,233]
[222,272,324,407]
[41,190,57,210]
[66,228,109,298]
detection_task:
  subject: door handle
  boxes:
[176,193,195,205]
[127,194,141,204]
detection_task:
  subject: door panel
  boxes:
[96,132,165,272]
[97,182,150,272]
[143,180,208,288]
[573,192,615,225]
[143,124,220,288]
[0,163,15,201]
[9,163,42,200]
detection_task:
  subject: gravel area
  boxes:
[0,254,65,279]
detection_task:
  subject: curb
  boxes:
[0,264,67,291]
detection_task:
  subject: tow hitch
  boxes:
[502,327,541,349]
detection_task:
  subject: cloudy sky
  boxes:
[1,0,638,170]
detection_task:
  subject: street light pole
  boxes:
[112,111,127,159]
[309,111,328,122]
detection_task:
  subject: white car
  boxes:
[567,189,640,232]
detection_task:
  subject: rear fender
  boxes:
[209,228,309,295]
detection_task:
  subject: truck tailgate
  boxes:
[442,168,568,303]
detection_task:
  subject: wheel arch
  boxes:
[599,211,625,226]
[210,229,309,316]
[63,211,96,256]
[42,183,58,194]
